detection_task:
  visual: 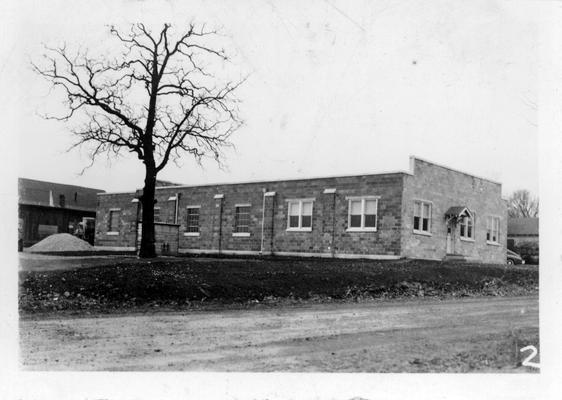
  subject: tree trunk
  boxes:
[138,162,157,258]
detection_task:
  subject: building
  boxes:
[507,217,539,248]
[18,178,105,247]
[507,217,539,263]
[95,157,507,263]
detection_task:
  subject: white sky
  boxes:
[6,0,538,196]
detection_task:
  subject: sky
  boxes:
[5,0,538,196]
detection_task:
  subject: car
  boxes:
[507,249,524,265]
[523,254,539,265]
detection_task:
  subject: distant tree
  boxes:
[33,23,244,258]
[507,189,539,218]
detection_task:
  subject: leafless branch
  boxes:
[33,23,244,174]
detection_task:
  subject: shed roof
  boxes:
[507,217,539,236]
[18,178,105,212]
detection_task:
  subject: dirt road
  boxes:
[20,296,538,372]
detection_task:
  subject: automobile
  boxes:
[523,254,539,265]
[507,249,524,265]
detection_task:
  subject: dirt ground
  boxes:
[20,295,539,372]
[18,252,252,272]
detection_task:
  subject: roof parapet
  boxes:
[409,155,502,186]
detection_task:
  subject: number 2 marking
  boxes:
[520,345,540,369]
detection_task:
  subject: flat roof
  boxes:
[97,156,503,196]
[98,169,412,196]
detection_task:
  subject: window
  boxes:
[185,207,200,234]
[234,205,251,235]
[168,197,177,223]
[459,216,474,240]
[347,197,378,231]
[413,200,431,234]
[287,199,314,231]
[486,216,500,244]
[154,207,161,222]
[108,209,121,234]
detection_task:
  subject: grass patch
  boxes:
[19,257,538,316]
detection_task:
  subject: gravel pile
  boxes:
[28,233,94,253]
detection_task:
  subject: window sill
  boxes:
[233,232,250,237]
[487,241,500,246]
[413,230,431,236]
[460,237,475,242]
[184,232,200,237]
[286,228,312,232]
[346,228,377,232]
[106,232,119,236]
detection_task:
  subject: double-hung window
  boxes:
[287,199,314,231]
[185,206,200,235]
[234,204,251,236]
[413,200,431,234]
[486,216,500,244]
[347,196,378,231]
[459,215,474,240]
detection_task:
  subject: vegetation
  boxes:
[508,189,539,218]
[20,258,538,316]
[33,23,244,257]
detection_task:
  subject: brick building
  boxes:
[95,157,507,263]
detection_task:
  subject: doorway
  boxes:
[446,223,455,254]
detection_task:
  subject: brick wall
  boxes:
[96,174,406,257]
[95,193,139,249]
[154,223,180,255]
[173,174,404,256]
[401,158,507,263]
[94,158,507,263]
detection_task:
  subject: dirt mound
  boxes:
[28,233,94,253]
[19,258,538,315]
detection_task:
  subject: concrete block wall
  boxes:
[96,173,406,257]
[94,157,507,263]
[173,174,404,256]
[95,193,139,248]
[154,223,180,255]
[401,158,507,263]
[263,175,404,256]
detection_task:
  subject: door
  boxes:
[82,217,96,245]
[446,223,455,254]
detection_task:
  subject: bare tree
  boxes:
[33,23,244,257]
[507,189,539,218]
